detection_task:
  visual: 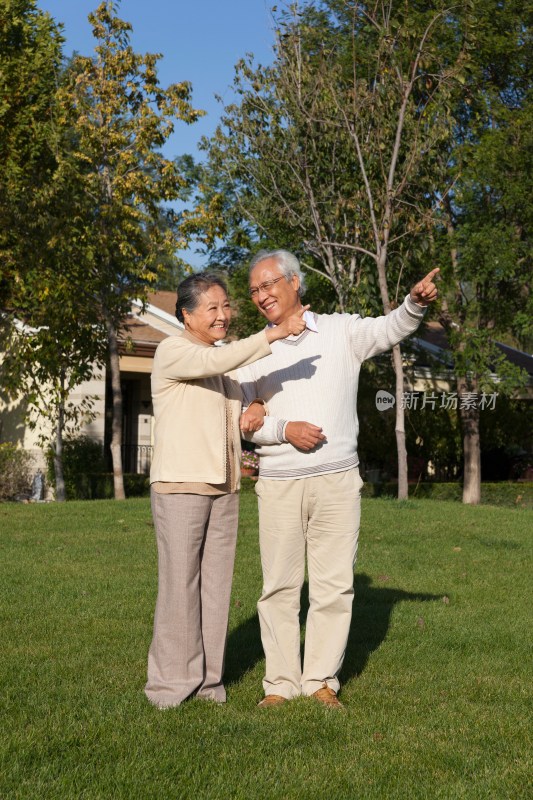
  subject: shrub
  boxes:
[46,435,152,500]
[362,480,533,508]
[46,436,106,500]
[0,443,34,501]
[87,473,150,499]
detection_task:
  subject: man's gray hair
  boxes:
[249,249,306,297]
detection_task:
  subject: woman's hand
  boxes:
[240,401,267,433]
[266,305,310,342]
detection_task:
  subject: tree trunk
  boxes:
[392,344,408,499]
[376,249,409,500]
[442,203,481,503]
[105,314,126,500]
[457,374,481,505]
[53,391,66,502]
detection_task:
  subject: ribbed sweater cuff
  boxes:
[404,294,428,318]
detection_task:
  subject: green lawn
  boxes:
[1,488,531,799]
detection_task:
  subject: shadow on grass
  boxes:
[225,612,264,686]
[341,573,442,683]
[225,572,442,687]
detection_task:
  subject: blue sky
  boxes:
[37,0,276,266]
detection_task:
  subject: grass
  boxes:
[1,487,531,799]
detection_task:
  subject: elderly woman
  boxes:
[145,273,308,708]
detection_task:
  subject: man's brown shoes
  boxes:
[312,683,344,709]
[257,685,344,709]
[257,694,287,708]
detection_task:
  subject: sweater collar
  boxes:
[268,311,319,345]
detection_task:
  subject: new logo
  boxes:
[375,390,396,411]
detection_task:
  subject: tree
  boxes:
[55,1,203,499]
[0,0,97,500]
[1,282,105,501]
[192,0,467,497]
[435,0,532,503]
[152,154,200,291]
[0,0,63,310]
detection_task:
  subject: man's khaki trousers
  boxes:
[255,468,363,698]
[145,491,238,708]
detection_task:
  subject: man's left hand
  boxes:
[410,268,440,307]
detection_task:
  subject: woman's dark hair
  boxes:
[175,273,228,323]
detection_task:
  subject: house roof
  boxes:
[414,321,533,378]
[118,291,183,358]
[147,290,178,317]
[495,342,533,376]
[122,317,168,344]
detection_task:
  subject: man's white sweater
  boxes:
[238,296,426,479]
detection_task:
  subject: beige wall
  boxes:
[0,366,107,472]
[119,355,153,374]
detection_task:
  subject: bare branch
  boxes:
[321,240,378,262]
[299,259,336,285]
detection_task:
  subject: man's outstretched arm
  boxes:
[349,268,440,362]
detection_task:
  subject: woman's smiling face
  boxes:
[182,285,232,345]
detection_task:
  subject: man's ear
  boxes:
[291,274,300,293]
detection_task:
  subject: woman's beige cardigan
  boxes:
[150,330,271,487]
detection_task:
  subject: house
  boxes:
[0,291,183,476]
[410,321,533,399]
[110,291,183,474]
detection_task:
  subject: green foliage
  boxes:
[54,1,204,326]
[54,2,205,497]
[0,0,64,305]
[358,358,464,481]
[85,472,150,500]
[46,436,105,500]
[44,432,150,501]
[357,355,531,484]
[435,0,532,362]
[1,1,203,317]
[43,439,152,501]
[364,480,533,508]
[189,0,530,504]
[425,0,533,500]
[479,395,533,481]
[189,0,475,499]
[0,442,33,500]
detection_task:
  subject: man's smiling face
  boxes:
[249,258,301,326]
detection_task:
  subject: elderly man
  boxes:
[238,249,438,709]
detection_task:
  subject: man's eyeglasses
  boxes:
[249,276,284,298]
